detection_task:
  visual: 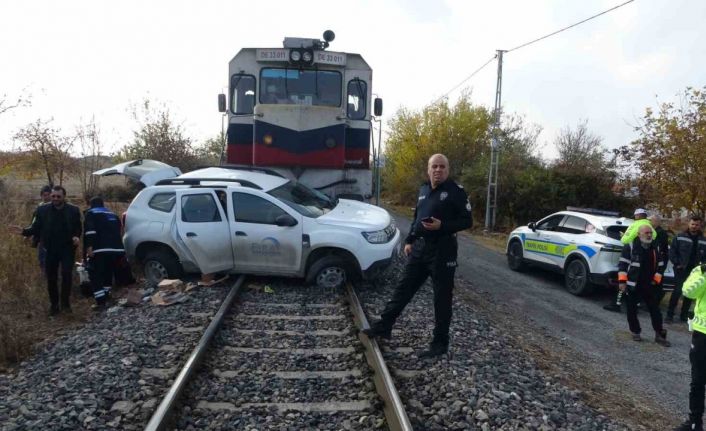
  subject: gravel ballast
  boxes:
[0,284,229,431]
[0,257,651,430]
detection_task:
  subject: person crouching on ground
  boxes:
[618,224,670,346]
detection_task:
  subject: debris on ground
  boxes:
[151,290,188,306]
[157,279,185,292]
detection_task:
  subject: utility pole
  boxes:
[375,117,382,206]
[484,50,505,231]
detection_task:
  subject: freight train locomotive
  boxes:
[218,30,382,201]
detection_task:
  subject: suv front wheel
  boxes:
[144,250,182,286]
[309,256,350,289]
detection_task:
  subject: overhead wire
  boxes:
[431,0,636,103]
[430,55,497,106]
[507,0,636,53]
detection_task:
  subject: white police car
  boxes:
[506,208,634,296]
[94,160,400,288]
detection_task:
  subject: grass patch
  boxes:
[0,184,129,371]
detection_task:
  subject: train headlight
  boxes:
[325,137,336,148]
[302,51,312,62]
[290,50,301,62]
[264,134,273,145]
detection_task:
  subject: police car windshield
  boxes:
[268,181,336,217]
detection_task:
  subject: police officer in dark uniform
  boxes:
[84,196,133,309]
[364,154,473,358]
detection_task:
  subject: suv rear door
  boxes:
[175,189,234,274]
[229,190,303,275]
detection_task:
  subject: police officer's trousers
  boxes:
[690,331,706,425]
[380,237,456,346]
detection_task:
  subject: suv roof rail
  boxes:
[155,178,262,190]
[196,164,286,178]
[566,206,620,217]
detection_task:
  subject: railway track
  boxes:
[144,276,412,430]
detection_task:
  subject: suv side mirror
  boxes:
[275,214,298,227]
[374,98,383,116]
[528,222,536,231]
[218,94,227,113]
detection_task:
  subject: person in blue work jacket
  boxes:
[364,153,473,358]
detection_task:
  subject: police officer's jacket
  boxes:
[669,231,706,269]
[405,178,473,245]
[683,265,706,334]
[617,238,666,290]
[84,206,125,254]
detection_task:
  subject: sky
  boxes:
[1,0,704,160]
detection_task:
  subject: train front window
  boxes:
[347,79,367,120]
[230,74,255,114]
[259,68,341,107]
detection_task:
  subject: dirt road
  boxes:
[392,210,690,425]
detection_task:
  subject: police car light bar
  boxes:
[566,206,620,217]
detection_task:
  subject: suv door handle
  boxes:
[186,232,197,237]
[235,231,247,236]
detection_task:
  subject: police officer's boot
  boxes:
[673,419,703,431]
[362,319,392,339]
[419,342,448,359]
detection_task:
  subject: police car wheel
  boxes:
[144,250,182,286]
[507,241,526,272]
[564,258,592,296]
[310,256,349,289]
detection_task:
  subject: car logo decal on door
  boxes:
[251,237,282,256]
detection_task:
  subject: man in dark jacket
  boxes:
[618,224,669,346]
[84,196,133,309]
[668,216,706,323]
[364,153,473,358]
[17,185,81,315]
[650,214,670,304]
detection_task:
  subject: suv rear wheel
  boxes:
[564,258,592,296]
[144,250,182,286]
[309,256,350,289]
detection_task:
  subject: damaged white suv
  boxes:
[95,160,401,288]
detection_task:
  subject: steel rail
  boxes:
[345,283,413,431]
[144,274,246,431]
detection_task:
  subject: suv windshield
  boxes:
[268,181,336,217]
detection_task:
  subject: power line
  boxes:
[430,0,635,105]
[507,0,635,53]
[431,55,497,105]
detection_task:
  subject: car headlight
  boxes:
[362,221,396,244]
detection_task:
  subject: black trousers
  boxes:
[380,237,457,345]
[690,331,706,424]
[625,283,663,335]
[89,252,134,304]
[45,247,75,310]
[669,267,694,320]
